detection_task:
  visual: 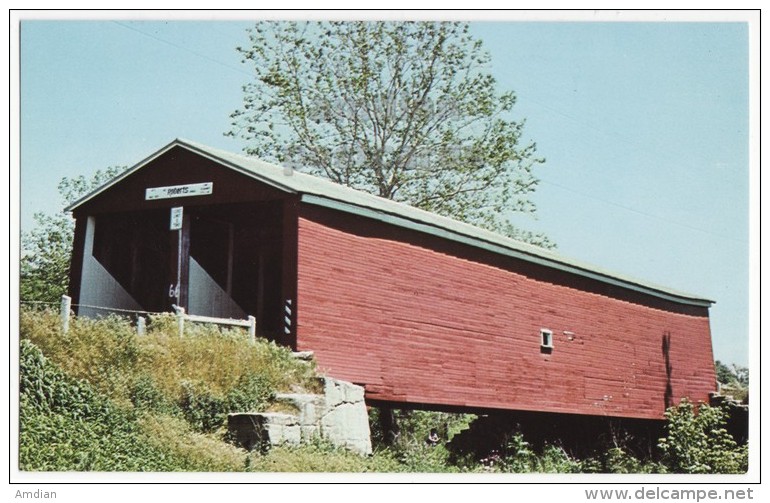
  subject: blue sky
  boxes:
[16,15,753,367]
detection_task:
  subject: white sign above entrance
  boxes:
[146,182,213,200]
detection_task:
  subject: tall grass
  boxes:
[245,441,405,473]
[20,308,319,413]
[18,307,322,471]
[19,338,229,471]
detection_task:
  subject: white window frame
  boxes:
[540,328,554,349]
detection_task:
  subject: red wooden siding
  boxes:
[295,205,716,420]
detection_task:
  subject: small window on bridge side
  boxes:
[540,328,554,350]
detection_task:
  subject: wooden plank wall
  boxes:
[295,205,716,420]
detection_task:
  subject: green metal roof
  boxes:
[66,138,715,308]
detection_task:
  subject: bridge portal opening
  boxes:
[81,200,286,340]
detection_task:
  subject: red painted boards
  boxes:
[295,204,715,420]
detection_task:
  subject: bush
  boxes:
[225,373,275,416]
[658,399,748,474]
[19,339,177,471]
[177,374,274,433]
[129,373,176,414]
[602,447,662,474]
[18,308,320,470]
[19,308,139,405]
[20,307,318,421]
[368,408,477,472]
[20,338,252,472]
[487,433,583,473]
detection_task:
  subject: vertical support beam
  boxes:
[226,222,234,296]
[168,221,179,312]
[60,295,71,334]
[68,214,88,311]
[179,214,191,311]
[281,197,299,349]
[168,213,191,313]
[248,315,256,343]
[129,219,141,294]
[256,253,264,329]
[76,216,98,316]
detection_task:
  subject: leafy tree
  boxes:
[714,360,748,403]
[19,212,73,303]
[658,399,747,474]
[20,167,126,303]
[715,360,748,388]
[228,21,553,248]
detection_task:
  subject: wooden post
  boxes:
[137,316,146,336]
[60,295,71,334]
[176,306,185,338]
[256,253,264,330]
[248,315,256,344]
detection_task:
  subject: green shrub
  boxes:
[178,380,227,433]
[20,307,318,419]
[538,444,585,473]
[483,433,579,473]
[177,373,275,433]
[658,398,748,474]
[20,339,173,471]
[20,308,139,405]
[20,338,109,419]
[368,408,478,472]
[225,373,275,416]
[19,339,251,471]
[602,447,662,474]
[494,432,536,472]
[392,443,463,473]
[129,373,176,414]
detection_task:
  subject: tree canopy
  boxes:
[715,360,749,388]
[228,21,552,248]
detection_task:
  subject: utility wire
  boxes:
[112,20,253,78]
[538,177,748,245]
[112,20,749,247]
[516,92,748,245]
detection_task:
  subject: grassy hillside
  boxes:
[18,308,746,473]
[19,308,324,471]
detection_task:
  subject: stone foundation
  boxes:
[228,377,372,456]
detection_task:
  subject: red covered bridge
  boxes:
[66,139,717,422]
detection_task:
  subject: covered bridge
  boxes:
[66,139,717,422]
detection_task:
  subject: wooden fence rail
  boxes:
[57,295,256,342]
[172,305,257,342]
